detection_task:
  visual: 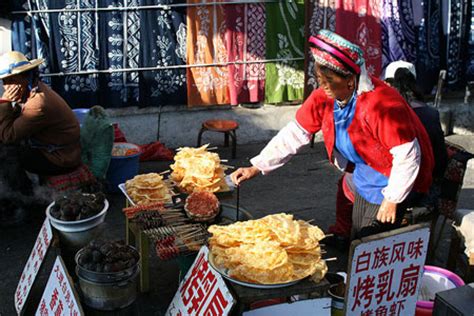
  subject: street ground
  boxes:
[0,139,472,315]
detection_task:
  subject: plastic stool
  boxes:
[197,119,238,158]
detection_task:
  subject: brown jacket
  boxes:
[0,82,81,168]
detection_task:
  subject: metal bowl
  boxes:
[75,245,140,283]
[46,199,109,233]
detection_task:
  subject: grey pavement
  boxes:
[0,136,473,315]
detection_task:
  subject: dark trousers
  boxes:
[19,147,75,176]
[352,191,423,239]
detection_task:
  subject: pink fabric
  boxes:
[335,0,383,76]
[309,36,361,74]
[342,173,355,202]
[225,3,266,105]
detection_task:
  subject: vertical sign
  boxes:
[345,225,430,316]
[35,256,83,316]
[166,246,235,316]
[15,218,53,315]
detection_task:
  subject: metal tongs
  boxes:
[236,184,240,221]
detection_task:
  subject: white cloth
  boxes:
[250,121,311,174]
[454,209,474,258]
[382,139,421,203]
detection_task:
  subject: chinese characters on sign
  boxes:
[15,218,53,314]
[166,246,234,316]
[346,227,430,316]
[35,256,83,316]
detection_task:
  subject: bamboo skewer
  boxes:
[324,257,338,262]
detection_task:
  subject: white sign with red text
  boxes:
[346,226,430,316]
[35,256,83,316]
[15,218,53,315]
[166,246,235,316]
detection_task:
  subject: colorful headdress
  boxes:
[309,29,373,94]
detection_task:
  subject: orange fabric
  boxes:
[186,1,229,107]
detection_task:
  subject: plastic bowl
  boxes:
[416,265,465,311]
[46,199,109,233]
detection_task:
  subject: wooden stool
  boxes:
[197,119,238,158]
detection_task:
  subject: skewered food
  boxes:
[50,192,105,221]
[170,145,229,193]
[184,191,220,222]
[208,213,328,284]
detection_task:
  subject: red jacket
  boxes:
[296,77,434,193]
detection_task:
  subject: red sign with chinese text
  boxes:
[15,218,53,315]
[346,226,430,316]
[35,256,83,316]
[166,246,234,316]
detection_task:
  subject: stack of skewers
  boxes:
[123,202,208,260]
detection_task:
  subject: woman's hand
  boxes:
[230,166,260,186]
[2,84,23,102]
[376,199,397,224]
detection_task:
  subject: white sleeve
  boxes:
[250,121,312,175]
[381,138,421,203]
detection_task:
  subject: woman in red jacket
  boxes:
[231,30,434,239]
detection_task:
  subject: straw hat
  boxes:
[0,51,44,80]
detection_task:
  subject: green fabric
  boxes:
[265,1,305,104]
[80,106,114,179]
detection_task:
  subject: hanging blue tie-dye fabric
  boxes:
[46,0,101,108]
[381,0,418,69]
[138,0,187,107]
[467,4,474,82]
[442,0,470,88]
[416,0,441,94]
[97,0,140,107]
[11,1,52,86]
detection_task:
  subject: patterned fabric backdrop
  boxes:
[139,0,187,107]
[380,0,419,70]
[186,1,228,107]
[9,0,473,108]
[336,0,383,77]
[416,0,441,93]
[467,3,474,82]
[441,0,470,88]
[224,3,266,105]
[304,0,336,98]
[265,1,305,104]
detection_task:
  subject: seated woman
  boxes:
[0,51,81,178]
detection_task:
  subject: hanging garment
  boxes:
[265,1,305,104]
[139,0,187,107]
[97,0,140,107]
[335,0,383,77]
[416,0,442,93]
[11,1,52,86]
[467,4,474,81]
[304,0,336,98]
[186,1,229,107]
[224,3,266,105]
[380,0,419,70]
[441,0,470,88]
[48,0,101,107]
